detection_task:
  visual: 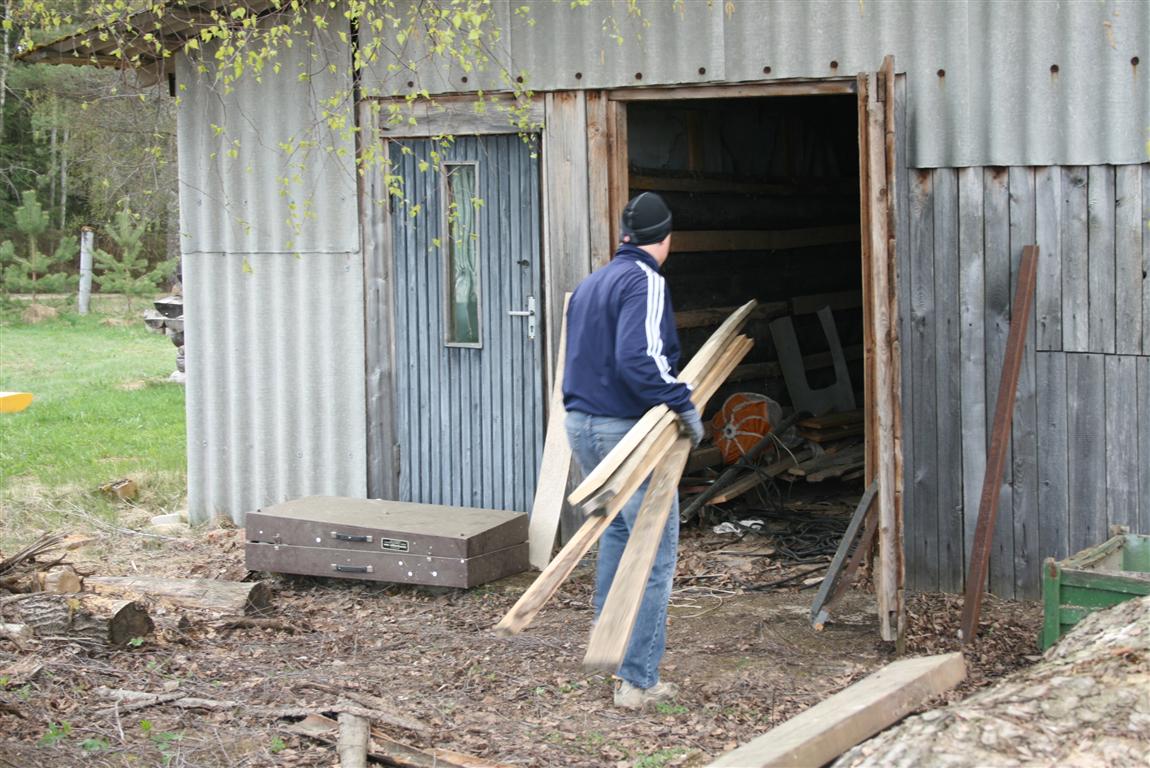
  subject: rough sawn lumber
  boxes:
[706,653,966,767]
[495,310,754,637]
[583,438,692,671]
[527,293,573,570]
[566,299,757,509]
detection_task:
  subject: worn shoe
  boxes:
[613,679,679,710]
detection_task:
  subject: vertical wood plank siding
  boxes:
[901,163,1150,599]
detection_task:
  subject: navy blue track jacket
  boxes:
[562,244,694,418]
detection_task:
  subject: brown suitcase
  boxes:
[246,496,528,588]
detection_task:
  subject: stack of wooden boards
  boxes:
[496,301,758,672]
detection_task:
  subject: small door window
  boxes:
[443,163,481,347]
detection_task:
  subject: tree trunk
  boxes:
[59,126,68,228]
[0,0,10,141]
[83,576,272,615]
[1,594,152,645]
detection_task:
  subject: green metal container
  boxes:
[1041,533,1150,650]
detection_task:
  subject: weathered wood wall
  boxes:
[902,163,1150,600]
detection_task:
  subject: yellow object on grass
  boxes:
[0,392,34,413]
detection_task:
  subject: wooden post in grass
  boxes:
[78,225,94,315]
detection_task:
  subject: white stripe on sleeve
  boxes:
[636,263,678,385]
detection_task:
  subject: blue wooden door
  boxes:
[390,134,545,512]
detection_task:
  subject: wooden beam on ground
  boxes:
[583,438,692,672]
[528,294,572,570]
[674,226,859,253]
[706,653,966,768]
[961,245,1039,642]
[686,445,722,473]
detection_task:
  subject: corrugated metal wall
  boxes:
[389,135,546,512]
[177,11,367,523]
[359,0,1149,168]
[901,163,1150,599]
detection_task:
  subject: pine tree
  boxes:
[3,189,72,299]
[94,203,163,311]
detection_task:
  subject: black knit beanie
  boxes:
[620,192,672,245]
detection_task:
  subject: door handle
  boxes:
[507,296,536,340]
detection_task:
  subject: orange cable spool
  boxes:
[711,393,780,465]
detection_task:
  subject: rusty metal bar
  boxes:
[960,245,1040,642]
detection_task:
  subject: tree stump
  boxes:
[1,594,152,645]
[83,576,271,615]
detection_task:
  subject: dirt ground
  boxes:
[0,521,1042,768]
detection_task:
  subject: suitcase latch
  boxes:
[331,531,374,544]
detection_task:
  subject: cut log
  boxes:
[37,566,82,593]
[2,593,152,645]
[337,712,370,768]
[706,653,966,767]
[83,576,272,615]
[0,622,33,647]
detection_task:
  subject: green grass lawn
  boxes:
[0,301,186,540]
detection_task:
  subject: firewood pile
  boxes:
[834,595,1150,768]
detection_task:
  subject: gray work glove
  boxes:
[678,406,706,448]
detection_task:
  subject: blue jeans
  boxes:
[565,410,679,690]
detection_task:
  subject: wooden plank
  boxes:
[672,225,860,253]
[790,290,864,316]
[864,66,899,643]
[1104,355,1138,536]
[727,344,864,384]
[1065,353,1107,560]
[607,100,628,250]
[960,245,1038,642]
[810,482,879,629]
[1034,167,1063,351]
[982,166,1015,598]
[1061,167,1090,352]
[1140,357,1150,538]
[585,91,612,271]
[1115,165,1142,354]
[934,167,963,593]
[528,294,572,570]
[907,167,938,592]
[706,653,966,768]
[1009,166,1040,600]
[583,438,691,672]
[958,167,987,580]
[685,445,722,473]
[379,95,545,138]
[363,126,400,499]
[608,80,856,102]
[1087,166,1116,353]
[630,172,857,197]
[675,300,787,329]
[1036,351,1070,565]
[857,73,876,488]
[798,410,864,430]
[883,60,905,646]
[543,93,591,380]
[708,450,810,505]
